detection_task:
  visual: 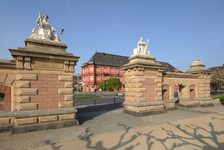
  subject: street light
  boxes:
[105,81,108,91]
[76,73,80,93]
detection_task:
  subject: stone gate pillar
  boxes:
[9,38,79,132]
[122,37,165,116]
[0,14,79,132]
[185,60,213,106]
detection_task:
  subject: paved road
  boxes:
[0,104,224,150]
[75,97,124,106]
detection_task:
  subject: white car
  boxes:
[116,93,124,97]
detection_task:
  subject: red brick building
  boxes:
[82,52,129,92]
[81,52,179,92]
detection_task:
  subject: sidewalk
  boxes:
[0,105,224,150]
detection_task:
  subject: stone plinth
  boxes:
[0,38,79,132]
[122,54,166,116]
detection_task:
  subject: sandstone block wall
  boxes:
[0,85,11,111]
[0,71,16,111]
[0,39,79,132]
[123,54,214,116]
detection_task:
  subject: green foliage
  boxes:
[107,78,121,91]
[219,94,224,102]
[99,80,108,91]
[210,68,224,90]
[74,93,100,101]
[99,78,121,91]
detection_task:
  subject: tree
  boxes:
[99,80,108,91]
[108,78,121,91]
[99,78,121,91]
[210,68,224,90]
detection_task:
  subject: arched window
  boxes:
[173,85,178,98]
[189,85,195,99]
[0,92,5,101]
[162,85,169,101]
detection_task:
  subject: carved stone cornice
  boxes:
[0,59,16,69]
[163,71,198,79]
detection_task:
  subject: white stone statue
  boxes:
[28,13,61,42]
[133,37,151,56]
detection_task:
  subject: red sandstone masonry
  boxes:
[30,74,65,109]
[38,74,58,81]
[0,85,11,111]
[144,78,157,102]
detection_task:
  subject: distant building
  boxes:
[81,52,128,92]
[81,52,180,92]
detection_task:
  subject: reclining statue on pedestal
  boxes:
[29,13,61,42]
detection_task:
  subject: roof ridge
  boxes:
[95,51,129,58]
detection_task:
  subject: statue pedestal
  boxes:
[6,39,79,132]
[122,54,166,116]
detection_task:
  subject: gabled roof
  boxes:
[157,61,180,72]
[82,52,129,67]
[82,52,180,72]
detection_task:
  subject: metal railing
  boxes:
[75,96,124,106]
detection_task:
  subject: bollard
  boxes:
[94,99,96,105]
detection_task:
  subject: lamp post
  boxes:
[76,73,79,93]
[105,81,108,91]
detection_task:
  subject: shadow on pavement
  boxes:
[42,140,62,150]
[79,123,143,150]
[78,113,224,150]
[77,103,123,125]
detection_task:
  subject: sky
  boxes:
[0,0,224,74]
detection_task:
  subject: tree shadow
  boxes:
[42,140,62,150]
[148,122,224,150]
[210,111,224,121]
[78,123,145,150]
[78,110,224,150]
[136,130,154,150]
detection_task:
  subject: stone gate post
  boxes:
[122,37,165,116]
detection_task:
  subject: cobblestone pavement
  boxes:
[0,104,224,150]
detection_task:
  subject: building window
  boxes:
[103,67,107,73]
[0,93,5,101]
[162,85,169,101]
[111,67,115,74]
[90,76,94,81]
[96,76,100,81]
[90,67,93,72]
[115,68,119,74]
[174,92,178,98]
[173,85,178,98]
[96,67,100,73]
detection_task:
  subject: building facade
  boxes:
[81,51,180,92]
[82,52,129,92]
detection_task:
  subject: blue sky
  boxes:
[0,0,224,74]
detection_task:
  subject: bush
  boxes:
[99,78,121,91]
[107,78,121,91]
[219,94,224,105]
[99,80,109,91]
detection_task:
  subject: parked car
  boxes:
[116,93,124,97]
